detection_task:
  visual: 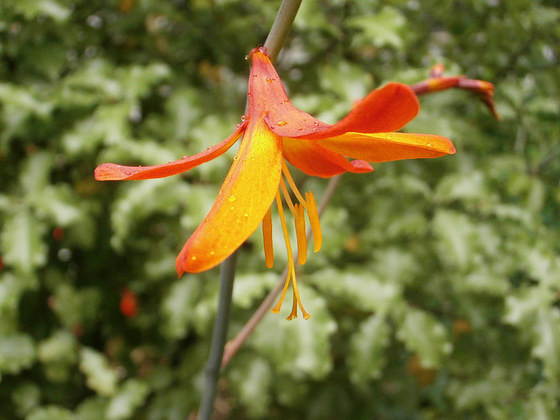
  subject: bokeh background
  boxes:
[1,0,559,419]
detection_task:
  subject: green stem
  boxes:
[197,1,303,419]
[264,0,303,62]
[198,252,237,420]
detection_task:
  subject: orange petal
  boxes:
[248,50,419,139]
[176,118,283,274]
[301,83,420,139]
[94,122,246,181]
[315,132,456,163]
[283,136,373,177]
[248,48,331,137]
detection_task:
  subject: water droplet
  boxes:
[427,143,433,147]
[210,250,215,256]
[277,120,288,126]
[230,206,235,210]
[125,171,132,175]
[266,77,272,83]
[313,121,320,126]
[298,127,303,131]
[243,213,249,217]
[240,114,246,121]
[228,195,237,202]
[191,256,197,261]
[182,155,189,159]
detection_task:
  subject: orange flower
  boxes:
[95,47,455,319]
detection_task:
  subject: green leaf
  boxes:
[75,397,109,420]
[18,151,54,196]
[9,0,71,22]
[11,382,41,417]
[348,7,407,49]
[1,208,47,273]
[109,178,190,251]
[79,347,118,396]
[160,277,203,339]
[0,333,36,375]
[106,379,150,420]
[228,356,272,418]
[432,209,477,271]
[348,314,390,385]
[309,269,403,314]
[27,406,75,420]
[38,330,78,367]
[232,271,277,309]
[533,308,560,379]
[396,308,451,368]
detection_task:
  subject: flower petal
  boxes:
[94,122,246,181]
[315,132,456,163]
[248,50,419,139]
[176,118,283,274]
[300,83,420,139]
[283,137,373,178]
[248,48,331,137]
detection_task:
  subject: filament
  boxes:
[305,191,322,252]
[262,205,274,268]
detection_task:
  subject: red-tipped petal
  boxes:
[283,137,373,178]
[301,83,420,139]
[94,122,246,181]
[247,50,419,139]
[316,132,456,163]
[176,118,283,274]
[247,49,331,137]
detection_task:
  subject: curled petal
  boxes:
[283,137,373,178]
[316,132,456,163]
[300,83,420,139]
[176,118,283,274]
[94,122,246,181]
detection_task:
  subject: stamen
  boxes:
[270,191,309,319]
[262,205,274,268]
[294,203,307,265]
[281,160,307,208]
[279,178,295,214]
[305,191,322,252]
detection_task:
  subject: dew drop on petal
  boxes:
[228,195,237,202]
[313,121,320,126]
[243,213,249,217]
[241,115,246,121]
[182,155,189,159]
[266,77,272,83]
[191,255,197,261]
[427,143,433,147]
[277,120,288,126]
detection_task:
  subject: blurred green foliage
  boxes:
[1,0,559,419]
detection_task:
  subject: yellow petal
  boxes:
[176,117,283,274]
[315,132,456,163]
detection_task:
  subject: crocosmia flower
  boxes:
[95,47,455,319]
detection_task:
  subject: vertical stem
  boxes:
[197,1,303,418]
[198,252,237,420]
[264,0,303,62]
